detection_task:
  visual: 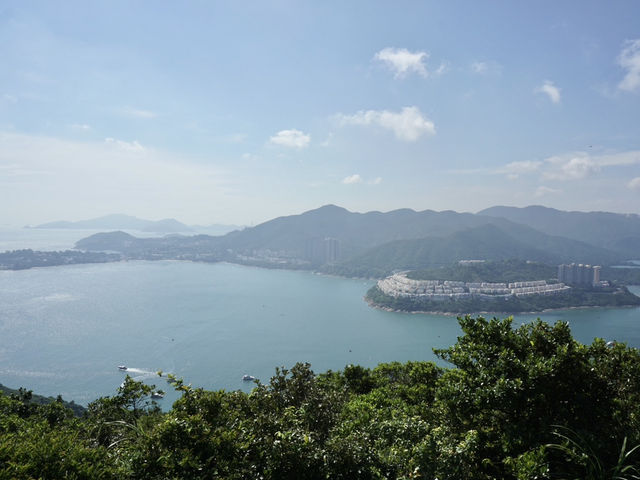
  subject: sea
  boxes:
[1,228,639,407]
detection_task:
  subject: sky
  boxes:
[1,1,640,226]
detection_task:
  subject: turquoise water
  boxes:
[1,260,639,406]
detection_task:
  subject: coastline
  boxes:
[364,295,640,317]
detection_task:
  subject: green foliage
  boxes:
[4,317,640,479]
[602,266,640,285]
[407,259,555,283]
[0,383,85,417]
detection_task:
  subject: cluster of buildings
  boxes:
[377,273,571,301]
[557,263,601,286]
[305,237,341,265]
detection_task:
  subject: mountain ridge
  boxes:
[74,204,628,276]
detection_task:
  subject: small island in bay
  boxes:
[366,259,640,314]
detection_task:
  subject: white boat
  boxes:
[151,392,165,399]
[118,365,127,371]
[242,374,256,381]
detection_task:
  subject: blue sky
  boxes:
[1,1,639,226]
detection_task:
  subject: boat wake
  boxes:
[119,367,158,380]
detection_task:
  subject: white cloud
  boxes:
[269,129,311,149]
[497,160,542,179]
[469,60,502,76]
[374,48,429,78]
[535,80,561,104]
[341,174,382,185]
[543,154,599,180]
[71,123,91,131]
[494,151,640,182]
[342,174,362,184]
[618,39,640,92]
[471,61,488,74]
[336,106,435,141]
[434,62,449,76]
[534,185,562,197]
[120,107,157,119]
[628,177,640,190]
[104,137,146,153]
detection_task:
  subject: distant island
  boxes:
[366,260,640,314]
[31,213,241,235]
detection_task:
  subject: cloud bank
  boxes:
[336,106,435,141]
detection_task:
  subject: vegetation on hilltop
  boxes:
[0,383,85,417]
[323,224,622,279]
[3,316,640,479]
[602,266,640,285]
[406,259,556,283]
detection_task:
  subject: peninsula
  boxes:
[366,260,640,314]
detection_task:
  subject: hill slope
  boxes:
[324,223,621,277]
[478,205,640,258]
[218,204,619,261]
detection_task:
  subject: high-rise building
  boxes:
[557,263,601,286]
[305,237,341,265]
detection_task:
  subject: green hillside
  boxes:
[324,224,621,278]
[407,259,556,283]
[479,205,640,258]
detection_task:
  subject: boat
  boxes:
[242,375,256,381]
[151,392,165,399]
[118,365,127,371]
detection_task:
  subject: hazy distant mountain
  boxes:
[36,214,195,234]
[140,218,193,233]
[478,205,640,258]
[36,214,240,236]
[190,224,243,236]
[37,214,151,230]
[75,231,223,255]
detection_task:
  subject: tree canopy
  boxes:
[2,316,640,479]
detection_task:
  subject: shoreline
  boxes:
[364,296,640,317]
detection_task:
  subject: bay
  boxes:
[1,260,639,407]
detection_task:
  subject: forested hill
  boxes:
[216,204,545,258]
[406,259,556,283]
[322,224,622,278]
[479,205,640,258]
